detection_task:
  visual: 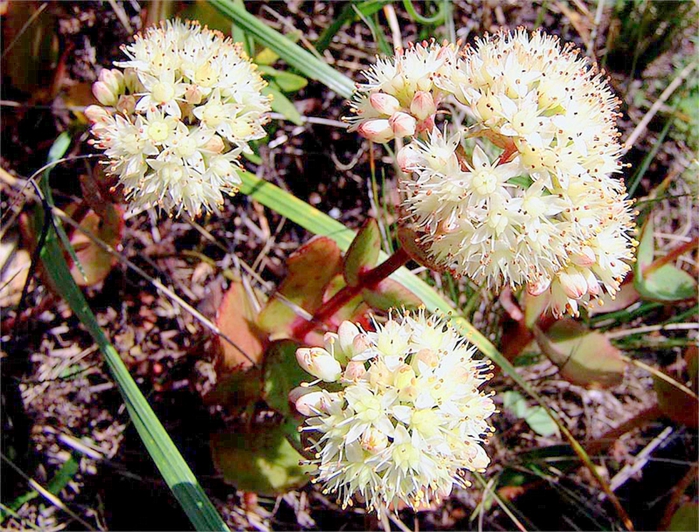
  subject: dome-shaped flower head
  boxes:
[291,310,495,513]
[347,40,459,142]
[85,20,271,216]
[398,30,636,317]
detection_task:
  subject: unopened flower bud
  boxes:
[571,246,596,267]
[558,269,588,299]
[84,104,111,123]
[343,360,366,381]
[389,112,417,137]
[92,81,118,106]
[203,134,225,154]
[369,93,401,116]
[352,334,371,358]
[296,347,342,382]
[527,276,552,297]
[99,68,125,95]
[357,119,394,143]
[123,68,142,93]
[397,144,422,172]
[393,363,416,389]
[294,390,326,416]
[583,268,601,297]
[337,321,361,358]
[411,348,438,373]
[410,91,436,120]
[185,84,203,105]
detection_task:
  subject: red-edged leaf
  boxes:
[258,236,341,336]
[534,319,626,389]
[214,280,266,373]
[343,218,381,287]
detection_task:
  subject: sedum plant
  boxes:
[350,30,637,318]
[291,311,495,513]
[85,19,271,216]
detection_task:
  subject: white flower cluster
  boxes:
[347,40,458,142]
[85,20,271,216]
[349,30,636,317]
[291,311,495,513]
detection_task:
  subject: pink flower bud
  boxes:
[410,91,436,120]
[92,81,118,106]
[527,276,552,296]
[571,246,596,267]
[389,112,417,137]
[295,347,342,382]
[84,105,111,123]
[397,144,422,172]
[98,68,125,95]
[583,268,601,297]
[185,84,203,105]
[558,269,588,299]
[293,389,326,416]
[204,135,225,154]
[357,119,394,143]
[343,360,366,381]
[369,93,401,116]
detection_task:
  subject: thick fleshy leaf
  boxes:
[344,219,381,287]
[204,368,263,414]
[637,263,697,302]
[588,281,641,316]
[362,279,422,312]
[534,320,626,389]
[214,281,266,372]
[211,421,312,496]
[258,236,342,336]
[67,204,124,286]
[634,217,697,302]
[501,391,559,437]
[263,339,307,416]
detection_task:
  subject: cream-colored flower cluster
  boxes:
[85,20,271,216]
[347,40,458,142]
[291,311,495,513]
[349,30,636,317]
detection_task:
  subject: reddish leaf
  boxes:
[588,281,641,316]
[534,319,626,389]
[68,204,124,286]
[258,236,341,336]
[214,280,266,373]
[362,278,422,311]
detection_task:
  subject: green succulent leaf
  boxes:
[344,218,381,287]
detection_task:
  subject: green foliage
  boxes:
[343,219,381,287]
[534,320,626,389]
[263,340,307,417]
[501,391,559,438]
[211,421,312,496]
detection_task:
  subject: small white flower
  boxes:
[294,310,495,513]
[86,19,271,216]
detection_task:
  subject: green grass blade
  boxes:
[210,0,355,99]
[239,171,634,529]
[36,135,229,532]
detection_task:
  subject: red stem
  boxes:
[291,246,411,341]
[643,237,698,276]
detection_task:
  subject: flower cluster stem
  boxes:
[292,246,411,340]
